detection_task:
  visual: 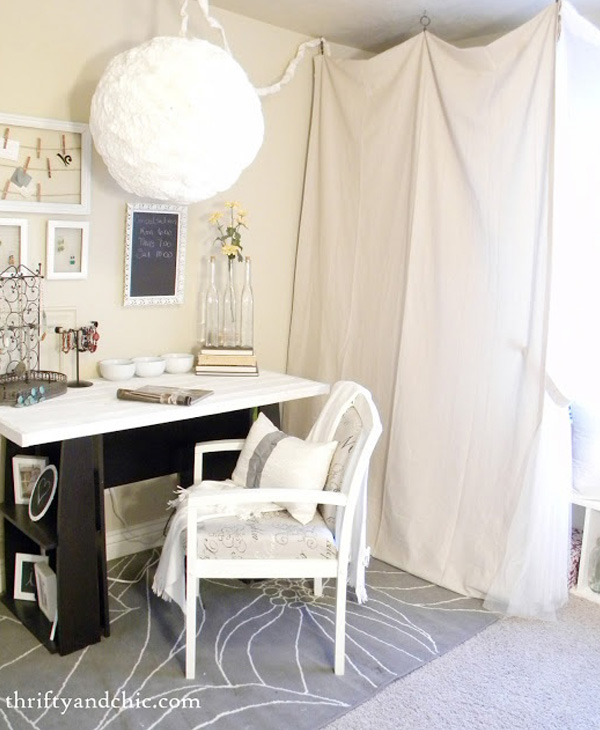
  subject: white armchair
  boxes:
[181,381,382,679]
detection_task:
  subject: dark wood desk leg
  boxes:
[56,436,102,654]
[93,434,110,637]
[177,444,194,489]
[258,403,281,428]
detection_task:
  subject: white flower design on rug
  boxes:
[0,552,496,730]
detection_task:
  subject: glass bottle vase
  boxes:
[196,258,208,347]
[240,256,254,349]
[205,256,220,348]
[222,257,237,347]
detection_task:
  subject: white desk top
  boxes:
[0,371,329,447]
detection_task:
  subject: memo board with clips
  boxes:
[0,112,91,215]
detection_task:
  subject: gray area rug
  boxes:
[0,552,496,730]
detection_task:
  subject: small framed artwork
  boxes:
[12,455,49,505]
[0,218,27,274]
[28,464,58,522]
[124,203,187,306]
[0,111,91,214]
[34,562,57,622]
[46,220,89,280]
[14,552,49,601]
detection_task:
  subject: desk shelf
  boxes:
[0,436,103,655]
[0,503,57,550]
[0,594,57,653]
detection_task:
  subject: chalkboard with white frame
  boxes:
[124,203,187,306]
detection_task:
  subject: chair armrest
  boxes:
[193,439,245,482]
[195,439,245,454]
[188,487,348,508]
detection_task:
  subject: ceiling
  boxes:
[210,0,600,52]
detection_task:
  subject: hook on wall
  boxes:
[420,10,431,31]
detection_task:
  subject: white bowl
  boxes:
[132,356,166,377]
[162,353,194,374]
[99,358,135,381]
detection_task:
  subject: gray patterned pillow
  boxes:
[320,406,363,530]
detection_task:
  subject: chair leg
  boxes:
[185,576,198,679]
[334,572,347,675]
[314,577,323,597]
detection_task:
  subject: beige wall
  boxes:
[1,0,317,375]
[0,0,365,555]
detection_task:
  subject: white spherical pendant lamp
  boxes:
[89,36,264,203]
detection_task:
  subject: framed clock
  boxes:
[28,464,58,522]
[0,112,91,214]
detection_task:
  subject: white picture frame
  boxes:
[0,218,28,274]
[46,220,89,280]
[124,203,187,306]
[28,464,58,522]
[14,552,49,601]
[34,561,57,622]
[0,112,91,215]
[12,454,49,505]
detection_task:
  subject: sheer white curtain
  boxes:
[550,5,600,500]
[286,4,582,617]
[485,3,600,616]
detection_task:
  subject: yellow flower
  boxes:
[210,202,248,261]
[221,244,241,258]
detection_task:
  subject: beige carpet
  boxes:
[324,594,600,729]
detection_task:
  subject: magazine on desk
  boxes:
[116,385,213,406]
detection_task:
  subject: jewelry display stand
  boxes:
[0,264,43,373]
[0,264,67,406]
[55,322,100,388]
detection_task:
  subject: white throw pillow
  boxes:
[231,412,338,524]
[572,402,600,498]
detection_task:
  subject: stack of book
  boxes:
[195,347,259,376]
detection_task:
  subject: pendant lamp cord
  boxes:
[180,0,232,55]
[179,0,189,36]
[179,0,329,97]
[257,37,330,97]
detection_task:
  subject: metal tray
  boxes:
[0,370,67,407]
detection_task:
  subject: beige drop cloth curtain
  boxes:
[286,4,572,616]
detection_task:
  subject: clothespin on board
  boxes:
[36,138,41,159]
[61,134,66,156]
[36,183,41,202]
[46,157,52,179]
[3,129,9,149]
[2,180,10,200]
[23,156,31,173]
